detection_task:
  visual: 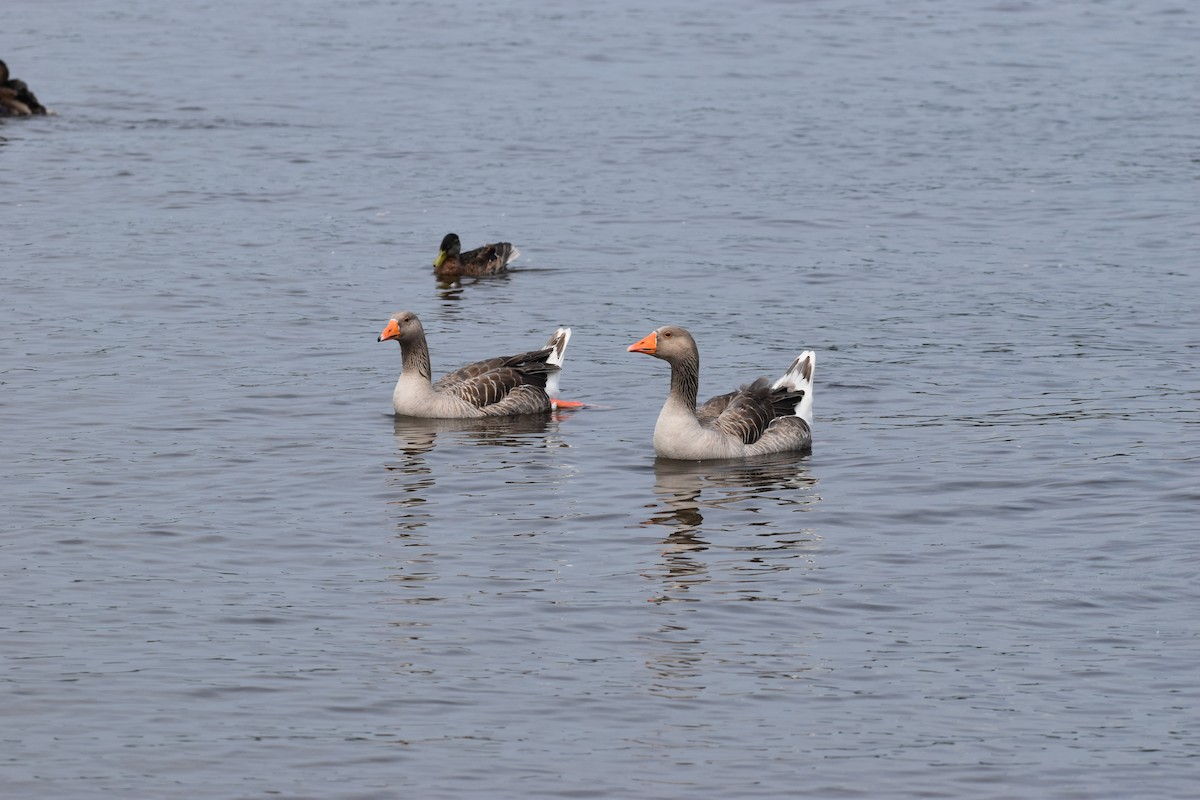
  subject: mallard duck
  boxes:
[0,59,48,116]
[628,326,814,460]
[378,311,571,418]
[432,233,519,277]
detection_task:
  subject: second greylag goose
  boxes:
[433,233,519,278]
[628,326,814,460]
[378,311,572,418]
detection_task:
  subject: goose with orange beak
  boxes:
[628,326,814,460]
[378,311,576,417]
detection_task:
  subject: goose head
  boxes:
[627,325,698,363]
[377,310,426,345]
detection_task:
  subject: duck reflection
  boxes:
[435,271,512,300]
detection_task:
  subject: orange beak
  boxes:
[378,318,400,342]
[627,331,657,355]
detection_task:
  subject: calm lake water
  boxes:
[3,0,1198,798]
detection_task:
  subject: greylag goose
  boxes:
[433,233,519,278]
[378,311,573,417]
[628,326,814,460]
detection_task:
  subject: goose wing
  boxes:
[438,348,557,410]
[475,384,554,417]
[696,390,737,424]
[448,367,548,409]
[713,378,808,444]
[435,347,553,391]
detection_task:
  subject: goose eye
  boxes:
[663,331,672,338]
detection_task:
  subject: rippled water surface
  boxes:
[3,1,1198,798]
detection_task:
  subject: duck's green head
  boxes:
[433,233,460,269]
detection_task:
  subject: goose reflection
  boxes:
[642,456,821,697]
[383,415,553,604]
[645,455,818,534]
[389,413,561,458]
[384,413,571,540]
[643,455,820,603]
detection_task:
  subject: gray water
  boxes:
[3,0,1198,798]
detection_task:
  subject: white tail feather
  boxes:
[772,351,815,426]
[543,327,571,398]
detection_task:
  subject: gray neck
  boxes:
[400,336,432,382]
[668,352,699,413]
